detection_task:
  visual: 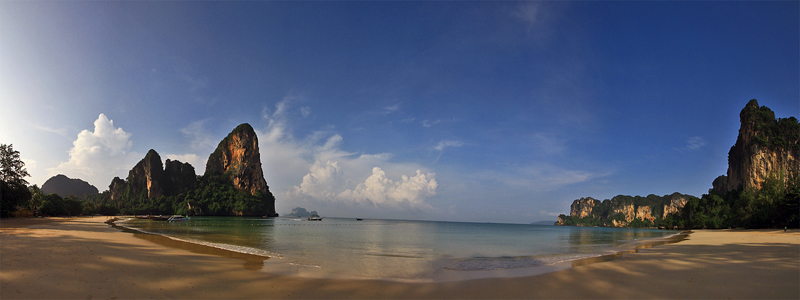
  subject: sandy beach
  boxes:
[2,216,798,299]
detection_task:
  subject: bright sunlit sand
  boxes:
[2,216,797,299]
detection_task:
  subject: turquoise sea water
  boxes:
[119,217,679,279]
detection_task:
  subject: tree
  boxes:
[63,195,83,216]
[39,194,67,216]
[0,144,30,185]
[1,144,32,217]
[29,184,44,214]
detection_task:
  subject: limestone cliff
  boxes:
[205,123,276,216]
[556,193,691,227]
[555,99,797,228]
[109,150,196,201]
[662,195,688,219]
[609,203,654,227]
[570,197,599,218]
[109,177,125,202]
[127,149,166,199]
[164,159,197,196]
[106,124,276,217]
[725,99,799,192]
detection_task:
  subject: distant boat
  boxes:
[167,215,190,222]
[356,218,363,221]
[307,216,323,221]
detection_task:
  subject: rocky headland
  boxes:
[557,99,798,228]
[556,193,691,227]
[106,123,277,217]
[205,123,274,204]
[720,99,799,193]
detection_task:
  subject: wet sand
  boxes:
[2,216,798,299]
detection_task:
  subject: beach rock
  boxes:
[725,99,799,192]
[205,123,277,216]
[41,174,98,199]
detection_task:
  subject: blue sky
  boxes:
[1,1,797,223]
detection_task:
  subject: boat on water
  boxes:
[307,216,323,221]
[149,215,170,221]
[167,215,190,222]
[356,218,363,221]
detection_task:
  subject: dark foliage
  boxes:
[1,181,31,218]
[1,144,32,217]
[559,170,800,229]
[742,99,800,151]
[84,172,273,217]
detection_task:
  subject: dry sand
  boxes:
[1,216,798,299]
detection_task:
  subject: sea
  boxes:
[118,217,680,281]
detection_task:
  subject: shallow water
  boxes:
[120,217,679,279]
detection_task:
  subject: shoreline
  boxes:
[110,216,690,282]
[2,216,798,299]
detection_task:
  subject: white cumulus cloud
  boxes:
[258,95,439,215]
[48,114,139,190]
[288,163,437,211]
[339,167,437,208]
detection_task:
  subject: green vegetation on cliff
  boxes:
[741,99,800,151]
[557,193,695,228]
[558,99,799,229]
[92,123,276,217]
[82,172,273,216]
[558,174,799,229]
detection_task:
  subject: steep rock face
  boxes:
[109,150,197,201]
[570,197,598,218]
[636,206,656,223]
[608,204,655,227]
[726,100,799,192]
[41,174,98,199]
[164,159,196,195]
[205,123,276,216]
[712,175,728,195]
[612,204,636,223]
[109,177,126,201]
[560,194,688,227]
[127,149,165,199]
[662,196,688,219]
